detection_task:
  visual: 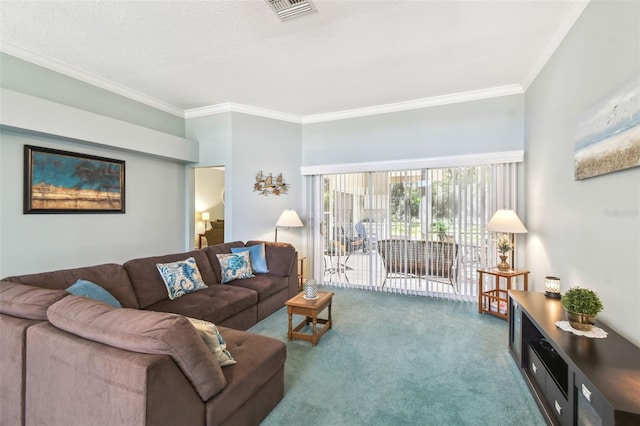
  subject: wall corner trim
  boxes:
[0,88,198,163]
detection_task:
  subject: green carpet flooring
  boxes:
[248,286,546,426]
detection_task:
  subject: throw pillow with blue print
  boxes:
[187,317,236,367]
[216,251,255,284]
[156,257,208,300]
[231,243,269,274]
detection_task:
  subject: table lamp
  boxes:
[201,212,210,232]
[275,209,303,241]
[486,209,528,271]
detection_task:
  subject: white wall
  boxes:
[187,112,304,252]
[525,1,640,345]
[1,130,187,277]
[302,94,525,166]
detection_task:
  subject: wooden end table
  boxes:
[285,291,334,346]
[478,268,529,320]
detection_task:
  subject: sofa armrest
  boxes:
[46,295,226,401]
[246,241,296,278]
[26,323,205,426]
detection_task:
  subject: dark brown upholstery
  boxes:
[204,221,225,246]
[124,249,217,309]
[2,263,138,308]
[0,281,68,426]
[47,295,227,401]
[201,241,246,283]
[146,284,258,329]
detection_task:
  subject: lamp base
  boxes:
[544,291,561,299]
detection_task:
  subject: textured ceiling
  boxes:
[0,0,588,119]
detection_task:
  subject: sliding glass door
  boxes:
[310,161,519,302]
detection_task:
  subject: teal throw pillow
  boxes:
[156,257,208,300]
[216,251,255,284]
[66,279,122,308]
[187,317,236,367]
[231,243,269,274]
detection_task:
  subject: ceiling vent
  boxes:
[266,0,315,21]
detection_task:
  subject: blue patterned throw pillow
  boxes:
[156,257,208,300]
[216,251,255,284]
[231,243,269,274]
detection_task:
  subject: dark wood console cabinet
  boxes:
[508,291,640,425]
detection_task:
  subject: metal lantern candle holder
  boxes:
[544,276,561,299]
[303,279,318,300]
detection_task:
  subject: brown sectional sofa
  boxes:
[0,240,297,426]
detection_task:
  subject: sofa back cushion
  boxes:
[0,281,68,320]
[202,241,250,283]
[124,250,216,309]
[246,241,296,277]
[2,264,138,309]
[46,295,227,401]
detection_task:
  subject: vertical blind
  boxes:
[307,161,520,302]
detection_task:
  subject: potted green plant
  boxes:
[432,220,449,241]
[495,233,513,271]
[561,287,603,331]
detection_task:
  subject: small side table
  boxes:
[297,256,306,291]
[478,268,529,320]
[285,291,333,346]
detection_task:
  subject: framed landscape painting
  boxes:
[24,145,125,213]
[574,76,640,180]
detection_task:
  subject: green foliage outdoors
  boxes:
[561,287,603,316]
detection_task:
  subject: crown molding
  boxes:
[184,102,302,123]
[301,150,524,176]
[521,0,590,90]
[301,85,524,124]
[0,41,185,118]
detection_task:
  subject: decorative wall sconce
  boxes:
[254,171,289,196]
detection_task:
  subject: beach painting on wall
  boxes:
[574,76,640,180]
[24,145,125,213]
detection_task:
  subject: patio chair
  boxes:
[355,222,378,252]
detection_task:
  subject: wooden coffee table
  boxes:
[285,291,334,346]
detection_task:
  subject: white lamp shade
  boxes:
[275,209,303,228]
[486,209,528,233]
[201,212,210,221]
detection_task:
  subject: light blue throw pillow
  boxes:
[156,257,208,300]
[216,251,255,284]
[66,279,122,308]
[231,243,269,274]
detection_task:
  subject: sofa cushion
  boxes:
[0,281,68,320]
[246,241,296,277]
[156,257,208,300]
[124,250,216,309]
[216,252,255,284]
[46,295,227,401]
[231,243,269,273]
[202,241,247,283]
[145,284,258,326]
[66,279,122,308]
[2,263,138,309]
[187,317,236,367]
[206,326,286,424]
[229,274,289,302]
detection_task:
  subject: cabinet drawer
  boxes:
[546,377,570,426]
[528,344,546,391]
[574,373,614,425]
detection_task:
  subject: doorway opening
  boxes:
[195,166,225,248]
